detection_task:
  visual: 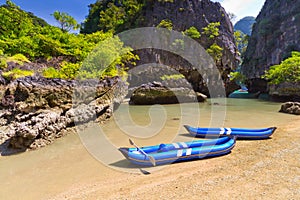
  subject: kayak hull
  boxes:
[184,125,277,139]
[119,137,236,166]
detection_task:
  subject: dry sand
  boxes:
[46,117,300,200]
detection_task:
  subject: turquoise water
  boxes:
[0,98,298,199]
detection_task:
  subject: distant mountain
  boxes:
[234,16,255,35]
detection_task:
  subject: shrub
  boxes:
[230,71,246,83]
[263,51,300,84]
[0,57,7,69]
[2,68,34,81]
[157,19,173,30]
[7,53,30,65]
[42,67,61,79]
[184,26,201,39]
[161,74,185,80]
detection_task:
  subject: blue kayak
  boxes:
[184,125,276,139]
[119,137,236,166]
[228,90,260,98]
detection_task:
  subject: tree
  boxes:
[227,12,236,22]
[202,22,220,40]
[52,11,80,32]
[234,30,249,56]
[206,43,223,63]
[263,51,300,84]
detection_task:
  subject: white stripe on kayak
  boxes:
[186,148,192,156]
[220,127,225,135]
[177,149,183,157]
[172,143,180,149]
[180,142,188,148]
[226,128,232,135]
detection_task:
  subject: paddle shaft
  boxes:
[129,139,156,166]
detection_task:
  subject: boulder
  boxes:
[129,82,206,105]
[279,102,300,115]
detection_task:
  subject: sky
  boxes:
[213,0,265,23]
[0,0,265,27]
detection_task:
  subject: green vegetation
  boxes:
[81,0,145,34]
[184,26,201,39]
[160,74,185,81]
[263,51,300,84]
[206,43,223,63]
[201,22,223,63]
[0,53,30,69]
[234,30,249,56]
[202,22,220,40]
[51,11,80,32]
[43,62,81,79]
[157,19,173,30]
[229,71,246,83]
[0,1,138,80]
[79,36,138,79]
[2,68,34,81]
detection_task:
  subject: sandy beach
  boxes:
[46,116,300,200]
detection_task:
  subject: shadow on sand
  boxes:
[0,139,26,156]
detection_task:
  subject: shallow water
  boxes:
[0,99,298,199]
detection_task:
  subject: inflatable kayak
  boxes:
[184,125,276,139]
[119,137,236,166]
[228,90,260,99]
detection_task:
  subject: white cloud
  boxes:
[218,0,265,22]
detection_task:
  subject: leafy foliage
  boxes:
[79,36,139,79]
[0,1,139,79]
[202,22,220,40]
[81,0,145,34]
[229,71,246,83]
[263,51,300,84]
[6,53,30,64]
[157,19,173,30]
[184,26,201,39]
[206,43,223,63]
[160,74,184,80]
[2,68,34,81]
[234,30,249,56]
[52,11,80,32]
[43,62,81,79]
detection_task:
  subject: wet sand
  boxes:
[1,100,300,199]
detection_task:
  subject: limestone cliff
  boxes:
[137,0,239,94]
[242,0,300,78]
[82,0,239,95]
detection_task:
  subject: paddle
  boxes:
[129,139,156,166]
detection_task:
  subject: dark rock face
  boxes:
[242,0,300,78]
[0,76,127,151]
[269,82,300,102]
[246,78,269,93]
[279,102,300,115]
[129,0,239,95]
[0,72,6,85]
[129,82,207,105]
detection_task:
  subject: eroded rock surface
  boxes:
[0,76,127,151]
